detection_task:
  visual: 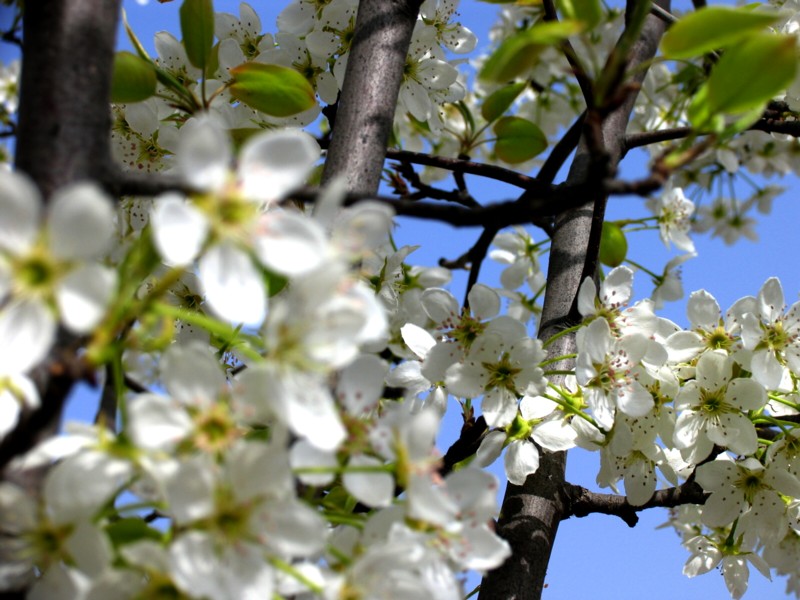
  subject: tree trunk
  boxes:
[479,3,669,598]
[1,0,122,478]
[14,0,121,199]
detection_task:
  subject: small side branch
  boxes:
[386,148,540,190]
[562,480,708,528]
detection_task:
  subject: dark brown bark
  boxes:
[479,3,670,599]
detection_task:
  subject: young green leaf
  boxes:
[180,0,215,71]
[660,6,781,59]
[481,82,527,123]
[229,63,317,117]
[479,20,583,82]
[555,0,603,30]
[706,33,797,117]
[493,116,548,163]
[110,51,157,103]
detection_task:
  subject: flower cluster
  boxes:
[4,2,800,599]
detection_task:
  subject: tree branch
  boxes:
[479,2,670,598]
[3,0,123,479]
[321,0,423,193]
[562,479,708,527]
[386,148,538,189]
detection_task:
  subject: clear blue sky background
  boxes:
[4,0,799,597]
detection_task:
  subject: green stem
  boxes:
[542,322,584,349]
[270,557,324,595]
[152,301,264,363]
[624,258,660,280]
[540,353,577,368]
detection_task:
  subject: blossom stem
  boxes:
[151,301,264,363]
[269,557,324,594]
[624,258,660,280]
[542,323,583,349]
[539,353,577,368]
[322,513,366,529]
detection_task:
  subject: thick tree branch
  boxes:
[2,0,123,479]
[321,0,423,193]
[479,3,670,598]
[15,0,121,199]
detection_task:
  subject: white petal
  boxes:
[161,342,226,407]
[177,115,232,192]
[151,194,208,266]
[687,289,721,330]
[467,284,500,320]
[44,451,132,524]
[401,323,436,359]
[0,170,40,254]
[48,183,115,260]
[0,300,55,373]
[474,430,505,468]
[337,354,388,414]
[532,419,578,452]
[343,454,393,508]
[289,440,337,486]
[56,264,116,333]
[0,393,21,440]
[504,439,539,485]
[577,276,597,317]
[421,288,459,324]
[127,394,193,451]
[239,129,320,203]
[758,277,784,323]
[198,242,266,325]
[253,211,328,276]
[261,499,327,558]
[599,266,634,308]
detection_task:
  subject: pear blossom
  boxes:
[475,395,577,485]
[740,277,800,389]
[696,456,800,542]
[646,183,696,252]
[575,318,656,429]
[0,60,19,115]
[445,318,546,427]
[150,118,322,324]
[419,0,478,54]
[0,172,116,379]
[577,266,635,323]
[673,352,767,463]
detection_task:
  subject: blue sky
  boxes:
[4,0,798,597]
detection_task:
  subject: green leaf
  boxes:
[106,518,163,548]
[229,63,317,117]
[556,0,603,30]
[706,33,797,117]
[493,116,547,163]
[599,222,628,268]
[661,6,782,59]
[180,0,215,70]
[481,82,527,123]
[110,51,157,103]
[479,20,583,82]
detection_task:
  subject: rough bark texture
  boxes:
[479,3,670,599]
[1,0,121,475]
[321,0,423,194]
[14,0,121,199]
